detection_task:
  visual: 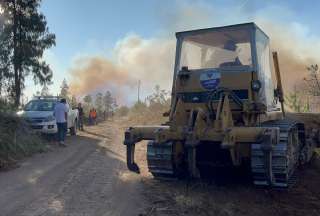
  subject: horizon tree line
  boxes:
[58,79,118,118]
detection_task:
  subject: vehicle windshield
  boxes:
[179,28,252,70]
[24,100,57,111]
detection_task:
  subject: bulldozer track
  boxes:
[147,119,305,187]
[147,141,177,178]
[251,119,304,188]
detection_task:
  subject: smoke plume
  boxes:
[68,2,320,104]
[69,35,175,104]
[257,19,320,90]
[69,57,133,95]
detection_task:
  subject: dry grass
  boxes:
[126,108,168,126]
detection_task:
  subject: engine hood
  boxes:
[19,110,54,119]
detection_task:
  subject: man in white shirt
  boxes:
[54,98,68,146]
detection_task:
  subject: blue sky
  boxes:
[24,0,320,103]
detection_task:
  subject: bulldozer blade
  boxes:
[126,144,140,173]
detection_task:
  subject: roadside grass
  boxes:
[0,112,48,170]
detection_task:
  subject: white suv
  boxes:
[18,96,79,135]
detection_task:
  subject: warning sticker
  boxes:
[200,70,221,90]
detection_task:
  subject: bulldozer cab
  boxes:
[173,22,276,112]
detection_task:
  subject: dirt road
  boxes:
[1,118,320,216]
[0,121,146,216]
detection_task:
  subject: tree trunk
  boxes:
[13,0,21,107]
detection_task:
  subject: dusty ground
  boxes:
[0,120,146,216]
[0,118,320,216]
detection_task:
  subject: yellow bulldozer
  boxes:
[123,23,318,188]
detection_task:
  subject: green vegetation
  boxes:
[0,0,55,167]
[285,64,320,113]
[285,86,310,112]
[59,79,70,101]
[304,64,320,96]
[77,90,117,122]
[0,112,47,169]
[117,85,171,125]
[83,94,93,111]
[0,0,55,107]
[95,92,103,115]
[103,90,117,115]
[117,106,130,117]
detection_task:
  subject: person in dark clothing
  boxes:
[77,103,84,131]
[219,40,242,67]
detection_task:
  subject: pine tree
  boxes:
[304,64,320,96]
[285,86,310,113]
[83,94,92,108]
[0,0,56,107]
[59,79,70,101]
[103,91,113,113]
[83,94,92,116]
[95,92,103,115]
[0,3,11,98]
[71,95,77,108]
[0,6,11,97]
[112,97,118,111]
[147,85,170,105]
[40,83,49,96]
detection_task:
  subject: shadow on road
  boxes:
[0,133,147,216]
[83,129,112,139]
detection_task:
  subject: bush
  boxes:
[0,112,47,169]
[130,101,148,114]
[116,106,130,117]
[0,98,15,113]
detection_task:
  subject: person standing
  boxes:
[93,108,97,125]
[77,103,84,131]
[54,98,68,146]
[89,108,93,125]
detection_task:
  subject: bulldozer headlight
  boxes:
[251,80,261,92]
